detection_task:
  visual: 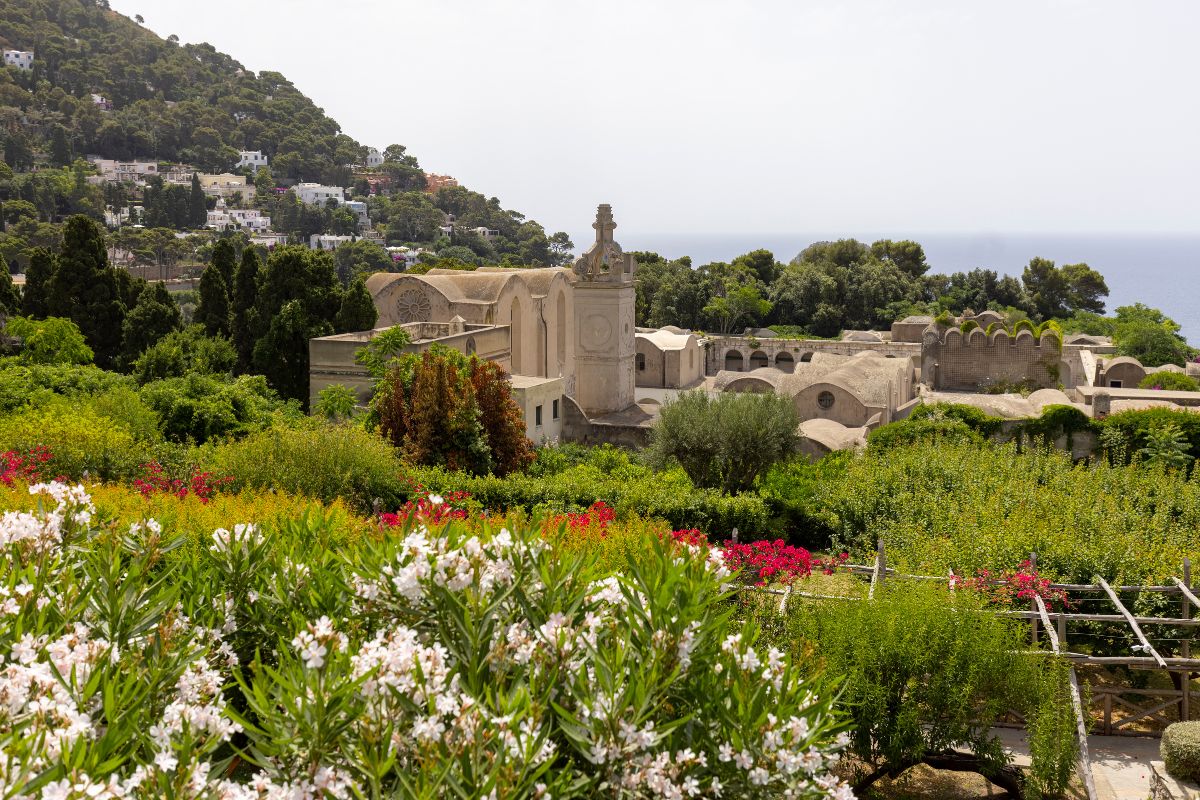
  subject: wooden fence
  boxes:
[741,541,1200,800]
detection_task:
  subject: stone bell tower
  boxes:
[571,204,637,415]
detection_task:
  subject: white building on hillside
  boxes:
[343,200,370,228]
[310,234,356,251]
[3,50,33,71]
[366,148,384,167]
[207,199,271,233]
[89,158,160,183]
[295,183,345,206]
[237,150,268,171]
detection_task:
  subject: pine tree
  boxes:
[189,173,208,228]
[118,282,183,368]
[231,247,261,372]
[20,248,54,318]
[334,277,378,332]
[195,262,231,337]
[0,258,20,316]
[45,215,125,368]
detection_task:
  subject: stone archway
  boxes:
[775,352,795,373]
[749,350,769,370]
[724,350,744,372]
[800,352,814,363]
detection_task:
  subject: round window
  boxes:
[817,391,835,410]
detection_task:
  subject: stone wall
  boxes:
[922,328,1065,391]
[706,336,920,376]
[560,395,652,448]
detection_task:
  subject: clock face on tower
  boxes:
[582,314,613,352]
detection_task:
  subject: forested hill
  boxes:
[0,0,380,182]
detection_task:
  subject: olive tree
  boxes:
[647,390,800,493]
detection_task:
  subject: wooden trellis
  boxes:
[742,541,1200,800]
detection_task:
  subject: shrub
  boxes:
[1140,371,1200,392]
[132,324,237,384]
[204,420,405,510]
[751,583,1075,797]
[647,391,800,493]
[1163,722,1200,783]
[139,373,285,444]
[866,415,981,451]
[4,315,93,364]
[909,401,1005,436]
[0,360,132,413]
[814,438,1200,582]
[758,453,850,546]
[407,461,771,536]
[1101,408,1200,465]
[0,404,143,480]
[372,346,533,476]
[314,383,357,420]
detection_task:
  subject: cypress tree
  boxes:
[0,258,20,316]
[118,282,183,368]
[21,248,54,318]
[231,247,261,373]
[211,239,237,288]
[45,215,125,367]
[195,262,231,337]
[49,126,71,168]
[334,277,378,332]
[189,173,208,228]
[252,300,332,405]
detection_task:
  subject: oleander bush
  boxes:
[1163,721,1200,783]
[0,482,853,799]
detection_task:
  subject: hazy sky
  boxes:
[112,1,1200,243]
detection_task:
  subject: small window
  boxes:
[817,391,835,410]
[636,352,646,371]
[552,399,560,419]
[535,405,543,426]
[1109,380,1122,388]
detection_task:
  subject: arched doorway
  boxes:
[509,296,524,375]
[724,350,744,372]
[775,352,795,373]
[749,350,769,370]
[800,352,814,363]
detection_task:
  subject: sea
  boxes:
[620,233,1200,343]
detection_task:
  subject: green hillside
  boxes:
[0,0,362,180]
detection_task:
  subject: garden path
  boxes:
[996,727,1162,799]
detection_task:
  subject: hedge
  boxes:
[1163,722,1200,783]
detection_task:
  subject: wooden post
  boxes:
[1035,595,1098,800]
[1030,553,1039,647]
[1057,612,1067,649]
[1098,576,1168,669]
[869,539,885,600]
[1185,559,1192,722]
